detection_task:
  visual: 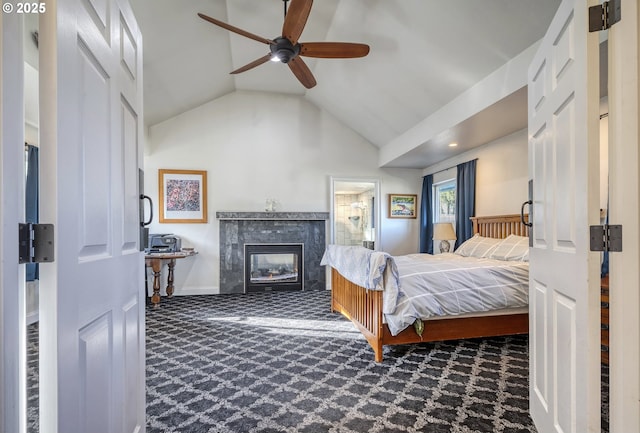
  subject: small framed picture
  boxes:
[158,169,208,223]
[388,194,418,219]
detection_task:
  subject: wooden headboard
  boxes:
[470,214,529,239]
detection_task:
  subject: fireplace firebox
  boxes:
[244,243,304,293]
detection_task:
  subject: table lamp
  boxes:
[433,222,457,253]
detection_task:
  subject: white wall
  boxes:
[424,107,610,219]
[424,128,529,216]
[144,90,421,295]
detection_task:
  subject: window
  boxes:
[433,179,456,223]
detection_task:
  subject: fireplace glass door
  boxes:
[244,244,304,292]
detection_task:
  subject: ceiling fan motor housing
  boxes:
[271,36,300,63]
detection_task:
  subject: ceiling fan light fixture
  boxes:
[270,37,300,64]
[276,49,294,63]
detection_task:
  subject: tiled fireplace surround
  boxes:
[216,212,330,294]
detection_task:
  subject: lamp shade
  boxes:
[433,222,457,240]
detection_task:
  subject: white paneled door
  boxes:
[527,0,601,432]
[37,0,146,432]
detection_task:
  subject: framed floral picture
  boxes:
[388,194,418,219]
[158,169,208,223]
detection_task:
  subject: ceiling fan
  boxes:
[198,0,370,89]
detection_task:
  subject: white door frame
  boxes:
[329,176,381,249]
[608,0,640,430]
[0,7,28,433]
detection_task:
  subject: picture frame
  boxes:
[388,194,418,219]
[158,169,208,223]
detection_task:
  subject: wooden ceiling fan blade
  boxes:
[288,57,317,89]
[198,13,274,46]
[230,54,273,74]
[300,42,370,58]
[282,0,313,45]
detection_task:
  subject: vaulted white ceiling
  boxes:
[130,0,560,168]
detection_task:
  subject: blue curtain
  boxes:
[601,201,609,278]
[419,174,434,253]
[454,159,476,250]
[26,145,39,281]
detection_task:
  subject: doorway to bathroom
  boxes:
[329,177,380,250]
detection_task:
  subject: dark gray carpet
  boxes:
[24,290,610,432]
[27,322,39,433]
[145,291,535,433]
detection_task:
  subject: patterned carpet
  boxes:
[145,291,536,433]
[24,290,610,432]
[27,322,39,433]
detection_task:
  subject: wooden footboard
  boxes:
[331,267,385,361]
[331,268,528,362]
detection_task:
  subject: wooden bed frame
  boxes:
[330,214,530,362]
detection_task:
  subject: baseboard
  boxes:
[172,286,220,296]
[149,286,328,297]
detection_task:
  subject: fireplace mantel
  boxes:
[216,211,329,221]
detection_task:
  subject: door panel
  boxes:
[122,101,140,252]
[528,0,600,432]
[531,124,547,246]
[79,314,113,433]
[78,36,111,258]
[38,0,144,432]
[120,17,137,80]
[85,0,110,39]
[554,293,576,432]
[554,93,577,249]
[123,297,141,431]
[531,282,548,407]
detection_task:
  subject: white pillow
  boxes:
[489,235,530,262]
[454,234,502,258]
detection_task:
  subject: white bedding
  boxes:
[321,246,529,337]
[320,245,398,291]
[384,253,528,336]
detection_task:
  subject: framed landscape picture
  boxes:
[158,169,208,223]
[388,194,417,219]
